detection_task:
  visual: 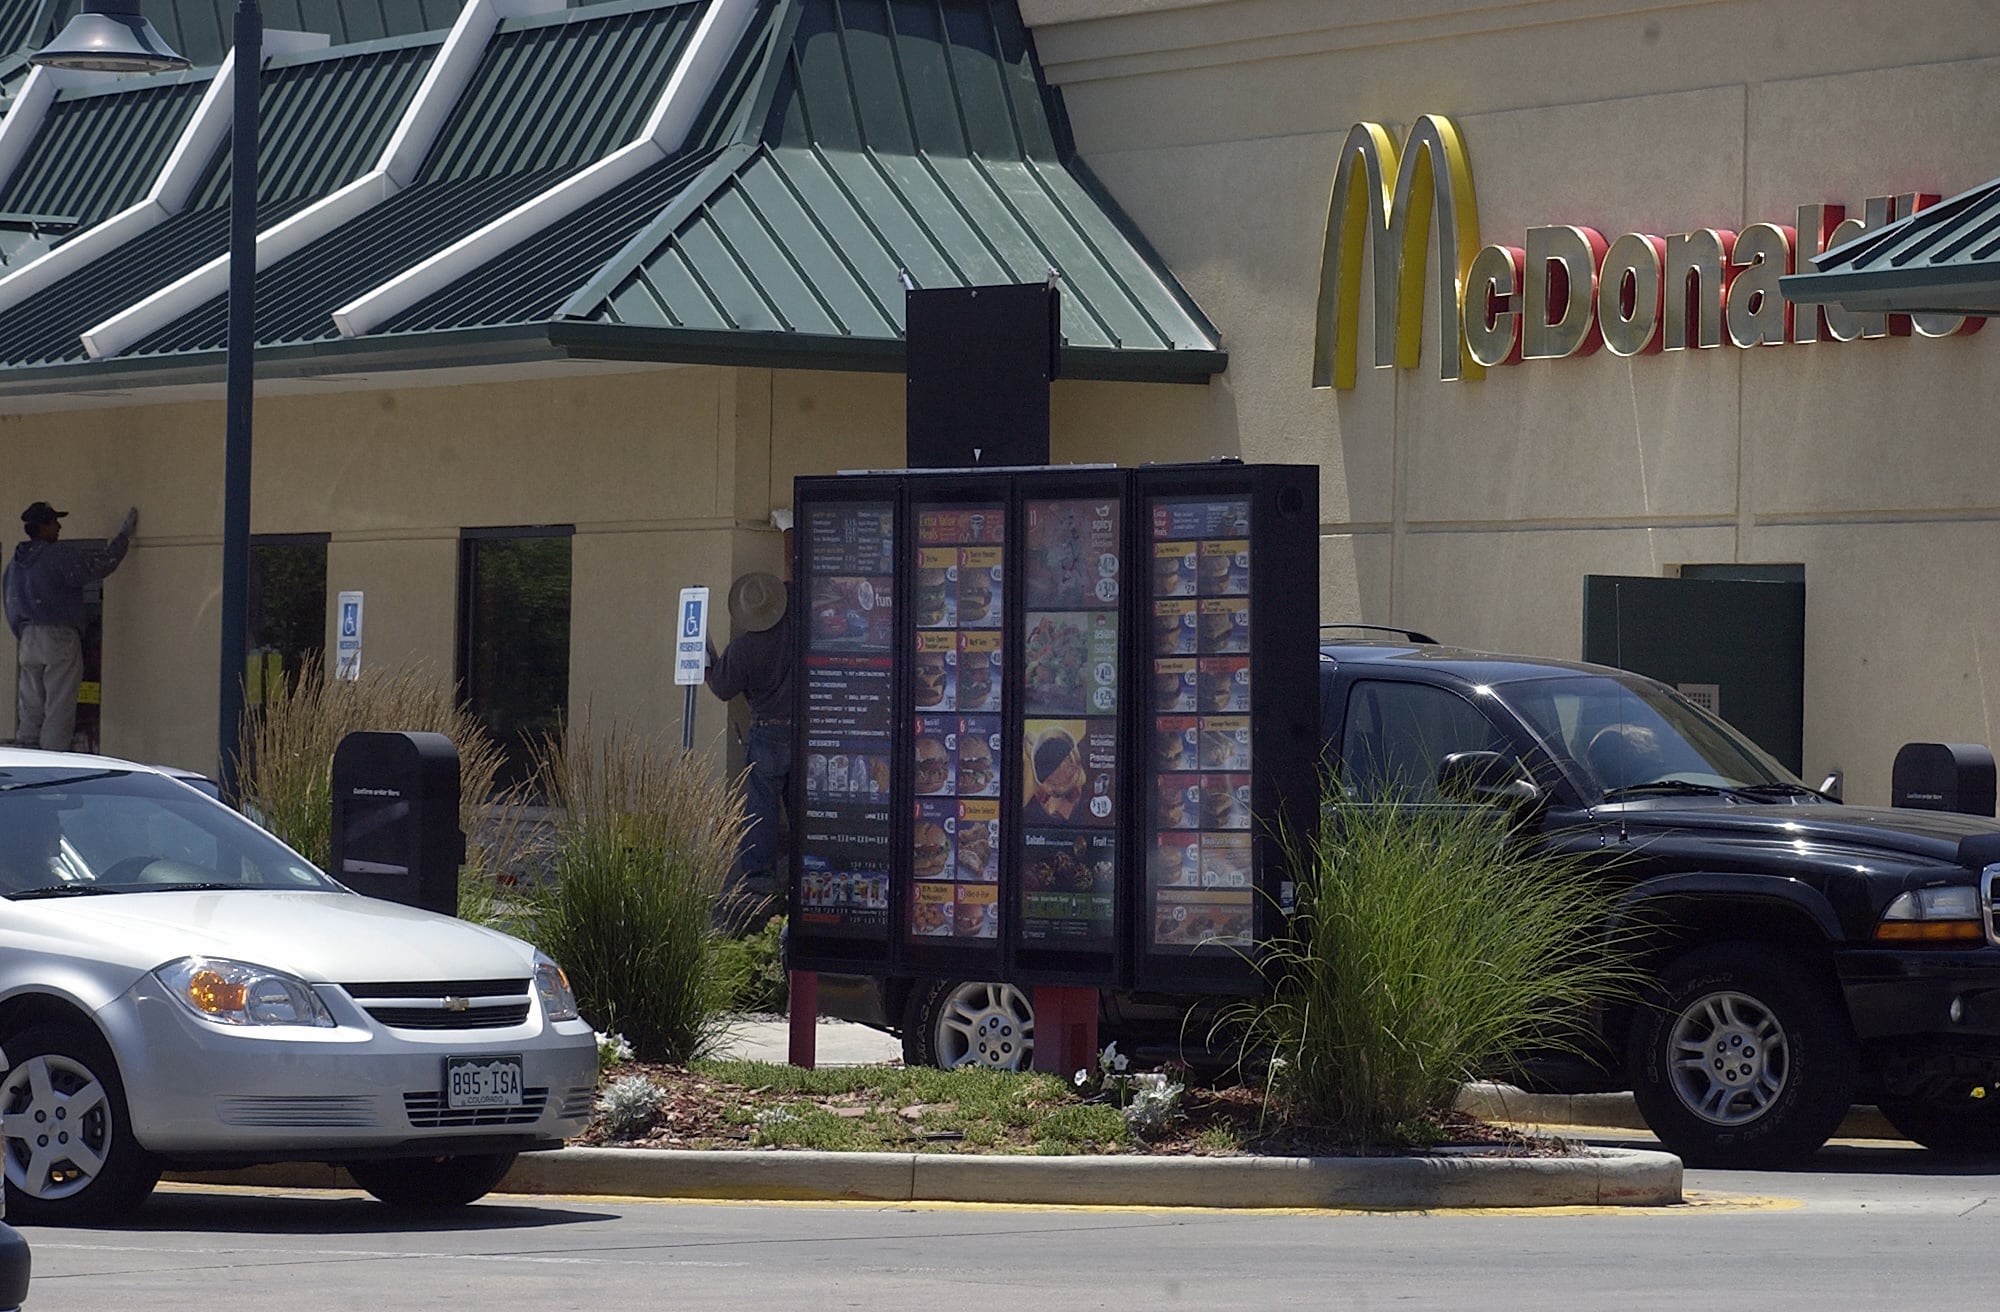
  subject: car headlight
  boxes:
[534,954,580,1022]
[1877,886,1986,943]
[154,957,335,1027]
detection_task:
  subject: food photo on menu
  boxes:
[1022,720,1116,826]
[914,717,955,795]
[1024,500,1118,609]
[955,801,999,880]
[914,633,956,709]
[912,881,955,936]
[915,547,957,628]
[954,882,999,938]
[956,632,1000,711]
[1024,611,1117,716]
[955,717,1000,796]
[956,545,1002,626]
[912,800,956,881]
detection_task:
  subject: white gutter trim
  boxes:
[79,0,557,361]
[331,0,756,340]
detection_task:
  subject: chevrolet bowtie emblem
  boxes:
[443,996,470,1012]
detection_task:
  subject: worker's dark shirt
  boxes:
[706,592,794,722]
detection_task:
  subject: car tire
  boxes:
[1876,1097,2000,1156]
[0,1022,160,1224]
[902,980,1034,1071]
[1626,942,1857,1168]
[345,1152,518,1209]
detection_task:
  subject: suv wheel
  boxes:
[903,980,1034,1070]
[1626,942,1856,1168]
[1877,1097,2000,1156]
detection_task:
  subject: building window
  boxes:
[459,527,572,788]
[248,535,328,703]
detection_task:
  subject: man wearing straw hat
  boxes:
[705,533,794,929]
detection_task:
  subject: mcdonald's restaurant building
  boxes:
[0,0,1994,807]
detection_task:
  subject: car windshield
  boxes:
[1501,674,1806,802]
[0,767,339,897]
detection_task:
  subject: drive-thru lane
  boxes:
[19,1139,2000,1311]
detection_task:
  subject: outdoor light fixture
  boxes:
[32,0,188,73]
[35,2,261,800]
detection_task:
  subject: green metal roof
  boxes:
[125,0,705,356]
[47,0,469,68]
[0,0,1222,391]
[1781,177,2000,317]
[0,73,211,268]
[0,36,434,366]
[555,0,1222,380]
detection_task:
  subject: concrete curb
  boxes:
[172,1144,1682,1210]
[1454,1083,1902,1140]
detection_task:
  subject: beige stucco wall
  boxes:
[0,356,1208,784]
[1021,0,2000,803]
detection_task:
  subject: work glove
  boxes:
[118,506,138,538]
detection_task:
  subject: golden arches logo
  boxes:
[1312,115,1482,390]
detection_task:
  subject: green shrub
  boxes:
[523,719,743,1063]
[1226,797,1640,1148]
[234,656,528,918]
[710,916,789,1013]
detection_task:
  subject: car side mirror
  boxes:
[1436,750,1542,807]
[1818,769,1843,803]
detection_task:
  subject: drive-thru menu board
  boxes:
[1146,495,1254,953]
[798,501,896,939]
[1019,497,1121,946]
[909,503,1004,942]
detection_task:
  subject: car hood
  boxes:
[1610,800,2000,869]
[0,889,541,983]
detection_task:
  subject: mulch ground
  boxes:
[575,1063,1571,1157]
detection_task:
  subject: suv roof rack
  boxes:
[1318,623,1439,645]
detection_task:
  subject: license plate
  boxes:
[445,1054,524,1109]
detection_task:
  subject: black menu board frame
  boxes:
[1130,463,1320,994]
[789,478,903,975]
[786,464,1316,996]
[1006,469,1131,988]
[902,480,1012,976]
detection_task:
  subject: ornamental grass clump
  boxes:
[235,656,527,917]
[1228,796,1641,1148]
[523,719,743,1063]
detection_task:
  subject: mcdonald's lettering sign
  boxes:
[1312,115,1982,390]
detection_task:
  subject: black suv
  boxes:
[823,637,2000,1168]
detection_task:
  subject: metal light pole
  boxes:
[217,0,260,803]
[36,3,258,799]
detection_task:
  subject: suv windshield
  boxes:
[0,768,338,897]
[1502,674,1806,802]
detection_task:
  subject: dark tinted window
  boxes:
[1338,679,1509,802]
[459,529,572,788]
[249,537,327,700]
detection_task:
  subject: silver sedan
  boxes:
[0,751,596,1224]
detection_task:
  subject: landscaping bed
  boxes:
[577,1059,1570,1158]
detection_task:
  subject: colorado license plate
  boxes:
[445,1054,524,1109]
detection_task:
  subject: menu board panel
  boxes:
[798,502,896,939]
[1146,495,1255,954]
[1019,497,1121,946]
[907,503,1006,943]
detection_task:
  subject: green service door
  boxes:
[1581,572,1805,774]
